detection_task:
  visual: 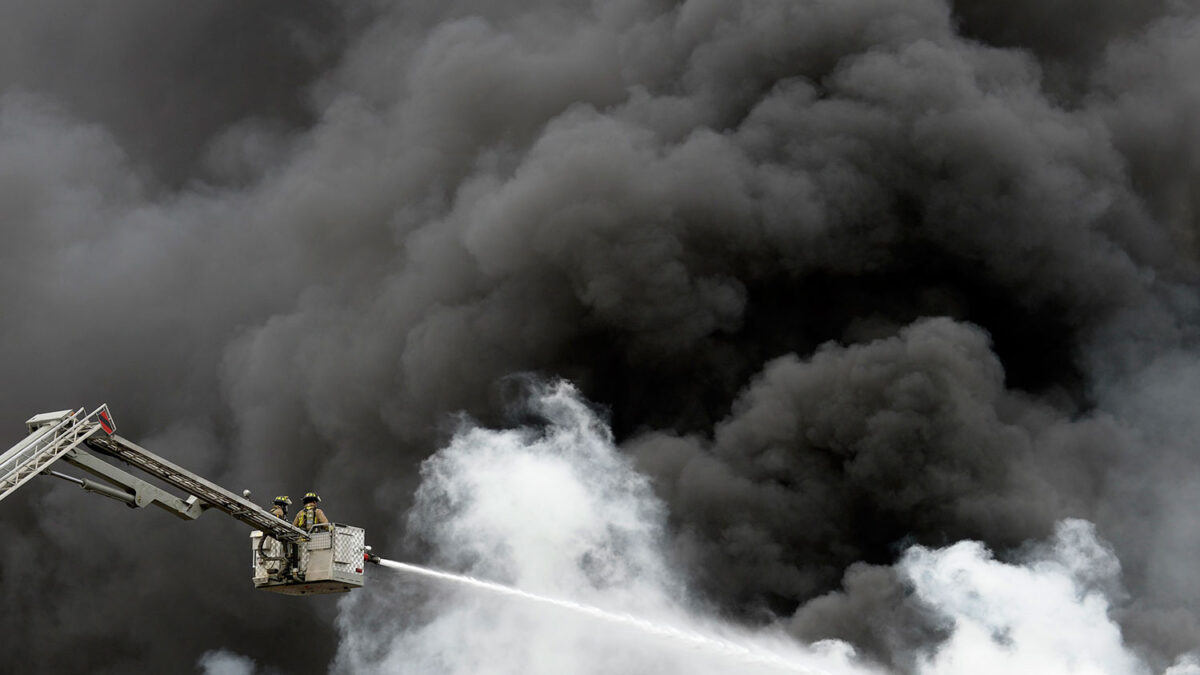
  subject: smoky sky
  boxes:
[1,1,1199,673]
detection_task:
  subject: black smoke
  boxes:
[1,1,1198,672]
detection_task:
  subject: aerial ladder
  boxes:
[0,405,380,595]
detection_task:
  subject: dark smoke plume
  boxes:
[1,1,1199,672]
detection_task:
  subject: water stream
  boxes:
[378,558,828,674]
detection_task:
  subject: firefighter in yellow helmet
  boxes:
[294,492,329,531]
[269,495,291,520]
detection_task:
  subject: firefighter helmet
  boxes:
[273,495,292,506]
[303,491,321,503]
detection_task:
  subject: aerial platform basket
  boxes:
[252,523,367,595]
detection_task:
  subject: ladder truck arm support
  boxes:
[0,406,307,543]
[44,469,136,506]
[83,433,308,542]
[49,449,207,519]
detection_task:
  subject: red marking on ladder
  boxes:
[99,409,115,435]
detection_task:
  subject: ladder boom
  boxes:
[0,405,306,543]
[84,434,307,542]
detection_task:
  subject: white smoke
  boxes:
[902,520,1145,675]
[197,650,258,675]
[333,382,1197,674]
[333,381,877,675]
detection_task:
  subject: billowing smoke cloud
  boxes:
[1,0,1199,672]
[899,519,1200,675]
[333,381,879,675]
[333,381,888,672]
[335,383,1198,675]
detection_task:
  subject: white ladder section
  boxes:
[0,407,106,505]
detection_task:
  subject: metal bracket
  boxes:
[59,449,206,520]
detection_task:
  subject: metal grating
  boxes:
[334,525,364,567]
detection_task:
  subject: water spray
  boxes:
[371,557,831,675]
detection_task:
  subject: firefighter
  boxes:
[294,491,329,531]
[269,495,291,520]
[261,495,294,577]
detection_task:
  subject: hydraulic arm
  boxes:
[0,406,304,542]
